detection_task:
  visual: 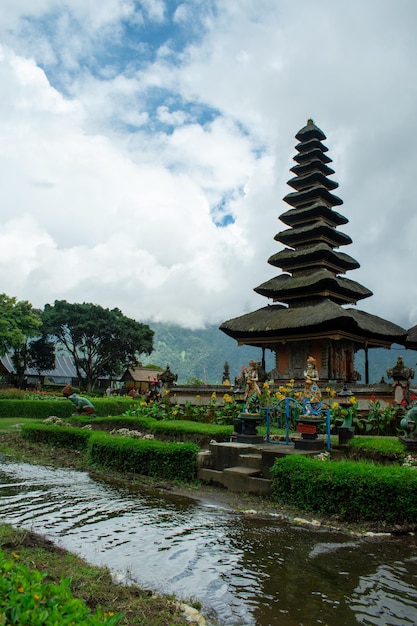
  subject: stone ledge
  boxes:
[198,467,271,495]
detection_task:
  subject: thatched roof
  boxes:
[288,171,338,191]
[283,186,343,208]
[295,138,329,154]
[120,365,162,384]
[268,243,359,273]
[275,220,352,247]
[404,325,417,349]
[254,269,372,304]
[294,147,332,164]
[290,161,334,177]
[220,300,407,348]
[295,120,326,142]
[279,203,348,227]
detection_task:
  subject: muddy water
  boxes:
[1,455,417,625]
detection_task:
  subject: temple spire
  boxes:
[220,121,406,383]
[254,121,372,307]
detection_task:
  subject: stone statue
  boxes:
[387,356,415,405]
[400,405,417,438]
[159,364,178,387]
[244,359,261,413]
[387,356,415,382]
[302,355,321,415]
[222,361,230,384]
[62,385,95,416]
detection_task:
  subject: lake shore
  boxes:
[0,430,410,536]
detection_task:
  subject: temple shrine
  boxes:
[220,120,406,384]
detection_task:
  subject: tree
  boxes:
[11,342,31,389]
[0,294,41,356]
[29,337,56,379]
[41,301,154,391]
[0,294,41,388]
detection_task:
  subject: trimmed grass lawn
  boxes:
[0,418,35,432]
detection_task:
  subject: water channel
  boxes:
[1,454,417,625]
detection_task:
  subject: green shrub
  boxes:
[0,398,132,419]
[88,433,199,482]
[0,389,33,400]
[270,455,417,524]
[21,423,91,450]
[19,423,199,482]
[0,548,121,625]
[338,437,406,466]
[348,436,405,455]
[120,393,240,425]
[0,400,72,419]
[149,419,232,443]
[69,415,156,431]
[70,415,233,446]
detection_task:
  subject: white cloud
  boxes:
[0,0,417,333]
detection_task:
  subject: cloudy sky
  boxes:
[1,0,417,331]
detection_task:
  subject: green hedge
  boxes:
[150,419,232,440]
[348,436,405,455]
[270,455,417,524]
[88,433,198,482]
[20,423,199,482]
[70,415,233,446]
[0,398,131,419]
[69,415,156,431]
[21,423,91,450]
[338,436,406,465]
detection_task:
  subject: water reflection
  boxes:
[1,455,416,625]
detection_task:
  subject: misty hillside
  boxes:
[143,323,417,386]
[355,345,417,385]
[144,322,274,385]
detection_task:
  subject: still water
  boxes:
[0,455,417,625]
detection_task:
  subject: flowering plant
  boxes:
[365,394,402,435]
[272,379,303,403]
[330,395,361,430]
[259,381,273,406]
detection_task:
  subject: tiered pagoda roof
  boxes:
[255,119,372,307]
[220,120,406,350]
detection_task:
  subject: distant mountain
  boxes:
[144,322,274,385]
[144,323,417,387]
[354,345,417,385]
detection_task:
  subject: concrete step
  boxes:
[197,467,271,495]
[223,465,261,477]
[238,453,262,470]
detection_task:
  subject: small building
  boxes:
[0,353,79,388]
[119,363,163,393]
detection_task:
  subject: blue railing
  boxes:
[262,398,331,450]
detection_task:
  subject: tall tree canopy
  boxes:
[0,294,41,388]
[29,337,56,378]
[0,294,41,355]
[42,300,154,390]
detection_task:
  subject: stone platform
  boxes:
[197,439,325,495]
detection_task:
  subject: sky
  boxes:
[1,0,417,332]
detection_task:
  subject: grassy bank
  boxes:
[0,427,206,625]
[0,524,193,626]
